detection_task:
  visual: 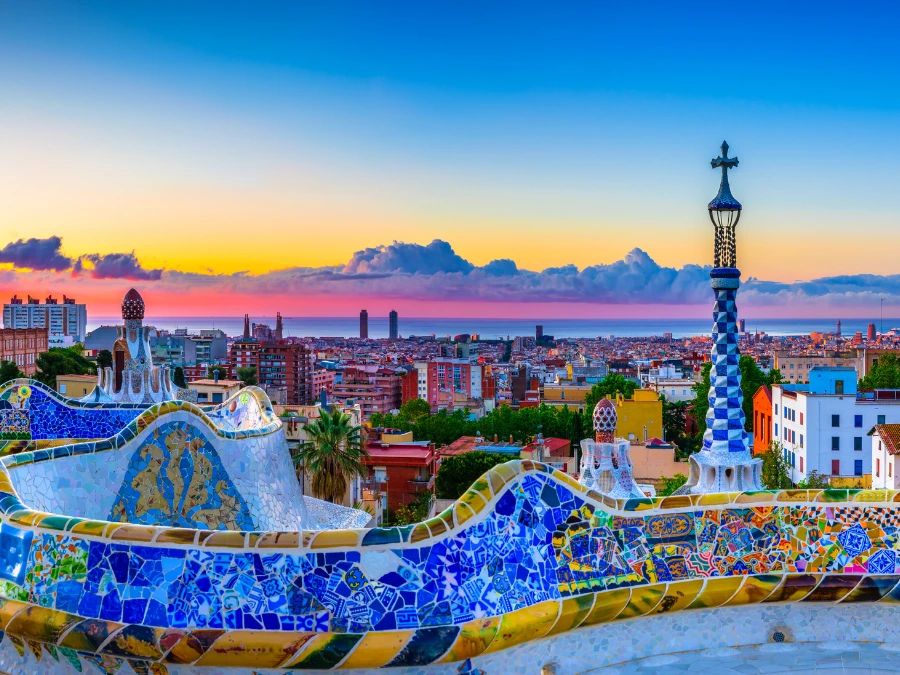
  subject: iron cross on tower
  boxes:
[708,140,742,269]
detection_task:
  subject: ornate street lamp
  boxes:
[708,141,741,269]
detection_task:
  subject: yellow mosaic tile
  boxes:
[853,490,892,503]
[685,576,744,610]
[659,495,693,510]
[695,493,731,507]
[491,462,521,486]
[5,606,79,644]
[203,531,247,548]
[437,617,501,664]
[762,574,822,603]
[459,489,488,514]
[615,582,667,620]
[454,501,476,527]
[486,468,507,495]
[309,529,362,549]
[69,520,109,538]
[647,578,704,615]
[408,524,432,544]
[581,588,631,626]
[545,594,595,637]
[155,528,199,546]
[338,630,415,669]
[109,524,158,543]
[482,600,559,654]
[195,631,316,668]
[0,599,31,631]
[722,574,783,606]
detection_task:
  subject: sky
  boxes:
[1,1,900,318]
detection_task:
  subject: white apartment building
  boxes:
[871,425,900,489]
[4,295,87,343]
[772,367,900,483]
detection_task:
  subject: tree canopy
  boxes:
[584,375,637,412]
[34,346,96,387]
[236,366,257,387]
[96,349,113,371]
[293,409,369,503]
[172,366,187,388]
[434,451,510,499]
[860,352,900,390]
[760,441,793,489]
[0,361,24,385]
[692,357,781,433]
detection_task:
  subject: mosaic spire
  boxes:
[679,142,762,494]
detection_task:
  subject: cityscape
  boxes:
[2,3,900,675]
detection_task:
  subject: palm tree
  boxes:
[293,409,369,503]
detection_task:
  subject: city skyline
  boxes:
[2,2,900,317]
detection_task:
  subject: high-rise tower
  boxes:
[680,142,763,494]
[389,310,398,340]
[360,310,368,339]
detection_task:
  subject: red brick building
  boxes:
[399,368,419,405]
[363,438,435,511]
[333,368,402,419]
[0,327,48,377]
[230,339,313,405]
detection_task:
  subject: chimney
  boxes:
[509,435,513,444]
[494,434,498,443]
[213,369,219,383]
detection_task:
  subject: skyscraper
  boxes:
[389,310,398,340]
[836,320,841,337]
[868,323,877,341]
[536,325,543,340]
[360,310,368,339]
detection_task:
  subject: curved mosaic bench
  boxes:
[0,448,900,673]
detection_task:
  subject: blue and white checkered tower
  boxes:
[682,141,763,494]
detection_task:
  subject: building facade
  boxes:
[752,385,773,454]
[4,295,87,343]
[0,327,48,377]
[772,367,900,484]
[332,367,402,419]
[230,339,313,405]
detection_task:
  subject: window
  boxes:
[212,393,223,403]
[891,463,893,478]
[800,412,804,425]
[855,460,864,477]
[791,452,796,467]
[800,433,804,448]
[832,436,840,451]
[775,405,779,415]
[791,430,796,444]
[879,415,887,425]
[800,457,804,472]
[832,415,840,427]
[854,437,863,451]
[876,458,881,478]
[59,384,66,394]
[855,415,863,428]
[832,459,841,475]
[835,380,844,395]
[775,423,779,437]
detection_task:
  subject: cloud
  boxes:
[73,252,163,281]
[7,236,900,310]
[0,236,72,271]
[343,239,474,275]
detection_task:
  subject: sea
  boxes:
[89,317,900,341]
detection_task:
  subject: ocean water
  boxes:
[89,317,898,340]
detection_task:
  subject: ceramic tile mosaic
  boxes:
[4,382,900,672]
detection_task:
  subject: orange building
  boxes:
[752,385,773,454]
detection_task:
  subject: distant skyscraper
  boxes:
[275,312,283,340]
[536,324,543,340]
[868,323,877,341]
[739,318,745,333]
[360,310,368,339]
[389,310,398,340]
[243,314,250,339]
[836,319,842,337]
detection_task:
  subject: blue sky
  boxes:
[1,2,899,316]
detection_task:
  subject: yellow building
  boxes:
[541,385,593,412]
[56,374,97,398]
[613,390,663,442]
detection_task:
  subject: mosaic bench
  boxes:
[1,394,900,672]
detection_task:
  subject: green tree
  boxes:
[657,474,688,496]
[389,491,432,526]
[207,364,228,380]
[34,346,96,387]
[399,398,431,421]
[691,358,781,434]
[760,441,793,489]
[96,349,113,371]
[0,361,24,384]
[860,352,900,390]
[435,451,510,499]
[584,374,638,412]
[293,410,369,503]
[172,366,187,388]
[236,366,258,387]
[796,470,830,489]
